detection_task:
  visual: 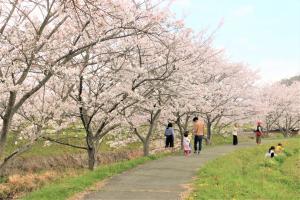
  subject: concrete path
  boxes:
[83,142,254,200]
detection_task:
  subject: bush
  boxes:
[274,155,285,165]
[284,150,292,157]
[0,176,7,184]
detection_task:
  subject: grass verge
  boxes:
[22,153,169,200]
[188,138,300,200]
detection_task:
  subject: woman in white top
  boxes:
[232,123,239,145]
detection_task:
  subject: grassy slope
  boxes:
[188,138,300,200]
[5,128,86,158]
[8,128,245,158]
[22,154,167,200]
[6,122,277,158]
[5,128,142,158]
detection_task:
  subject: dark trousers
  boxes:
[256,135,261,144]
[194,135,203,152]
[165,135,174,148]
[233,135,238,145]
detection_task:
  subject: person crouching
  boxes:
[265,146,276,158]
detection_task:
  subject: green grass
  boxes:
[188,138,300,200]
[7,127,235,159]
[208,134,232,146]
[4,127,142,159]
[4,128,86,158]
[202,134,251,147]
[22,153,168,200]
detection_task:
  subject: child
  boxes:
[275,143,284,154]
[183,131,191,156]
[265,146,276,158]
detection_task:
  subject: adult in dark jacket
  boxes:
[165,123,174,149]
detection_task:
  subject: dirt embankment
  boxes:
[0,150,143,199]
[2,149,144,175]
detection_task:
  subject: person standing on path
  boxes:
[193,117,205,154]
[165,123,174,150]
[232,123,239,145]
[255,121,263,145]
[183,131,191,156]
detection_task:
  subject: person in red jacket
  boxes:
[255,121,263,144]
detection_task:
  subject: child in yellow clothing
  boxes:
[275,143,284,154]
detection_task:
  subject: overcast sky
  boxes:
[170,0,300,83]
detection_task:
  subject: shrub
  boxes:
[274,155,285,165]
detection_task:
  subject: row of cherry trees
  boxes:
[1,0,292,172]
[255,82,300,137]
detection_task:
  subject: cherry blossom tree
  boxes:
[0,0,176,171]
[0,78,74,171]
[255,82,300,137]
[33,0,185,169]
[189,57,256,142]
[168,35,219,148]
[120,26,193,156]
[0,0,282,174]
[0,0,90,163]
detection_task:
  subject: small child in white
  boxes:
[183,131,191,156]
[265,146,277,158]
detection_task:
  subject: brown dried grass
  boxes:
[0,169,83,199]
[0,150,143,199]
[1,171,57,199]
[8,172,55,192]
[2,150,143,176]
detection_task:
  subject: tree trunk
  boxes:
[143,109,160,156]
[176,120,184,150]
[277,125,288,138]
[78,75,96,170]
[207,122,212,142]
[0,117,14,158]
[143,122,155,156]
[284,127,289,138]
[183,115,190,148]
[177,125,185,150]
[0,121,9,157]
[266,123,270,136]
[0,92,16,157]
[175,114,190,150]
[180,131,184,150]
[86,131,96,170]
[87,146,96,170]
[143,140,150,156]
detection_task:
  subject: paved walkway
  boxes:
[83,142,254,200]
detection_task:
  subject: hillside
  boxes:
[281,75,300,85]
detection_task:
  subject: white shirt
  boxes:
[265,150,277,158]
[232,127,238,136]
[183,137,191,150]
